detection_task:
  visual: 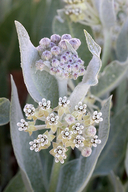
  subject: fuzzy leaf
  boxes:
[0,98,10,126]
[10,76,46,192]
[70,55,101,110]
[109,171,125,192]
[4,172,27,192]
[116,18,128,62]
[91,59,128,97]
[56,96,111,192]
[125,143,128,177]
[94,105,128,176]
[15,21,58,107]
[84,30,101,57]
[70,30,101,110]
[100,0,116,29]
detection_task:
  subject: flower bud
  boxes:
[51,34,61,44]
[61,34,72,40]
[39,37,51,48]
[41,50,52,60]
[51,46,61,56]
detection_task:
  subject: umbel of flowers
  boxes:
[17,96,103,164]
[35,33,85,80]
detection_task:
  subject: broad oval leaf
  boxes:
[94,105,128,176]
[116,18,128,62]
[91,59,128,97]
[99,0,116,29]
[0,98,10,126]
[10,76,46,192]
[15,21,59,107]
[56,96,111,192]
[4,172,27,192]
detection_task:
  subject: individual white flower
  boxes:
[17,119,28,131]
[73,135,85,148]
[91,135,101,147]
[46,113,59,125]
[58,96,70,107]
[72,122,84,134]
[23,104,35,118]
[75,102,87,114]
[29,139,40,152]
[37,134,49,146]
[61,127,73,139]
[92,111,103,123]
[38,98,51,110]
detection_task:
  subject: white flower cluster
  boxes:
[17,97,103,163]
[36,34,85,80]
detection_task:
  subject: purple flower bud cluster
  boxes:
[36,34,85,80]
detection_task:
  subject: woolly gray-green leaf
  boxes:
[15,21,58,107]
[69,30,101,110]
[0,98,10,126]
[94,105,128,176]
[84,30,101,57]
[4,172,27,192]
[109,171,125,192]
[10,76,46,192]
[91,59,128,97]
[56,96,111,192]
[116,18,128,62]
[70,55,101,110]
[100,0,116,29]
[125,143,128,176]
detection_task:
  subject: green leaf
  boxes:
[99,0,116,29]
[15,21,59,107]
[4,172,27,192]
[0,98,10,126]
[56,96,111,192]
[116,18,128,62]
[69,30,101,110]
[91,59,128,97]
[125,143,128,177]
[109,171,125,192]
[10,76,46,192]
[94,105,128,176]
[53,12,92,65]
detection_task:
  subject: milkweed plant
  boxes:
[1,0,128,192]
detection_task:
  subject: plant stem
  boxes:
[48,78,68,192]
[56,78,68,97]
[101,29,111,71]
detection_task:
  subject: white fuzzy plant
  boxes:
[9,21,112,192]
